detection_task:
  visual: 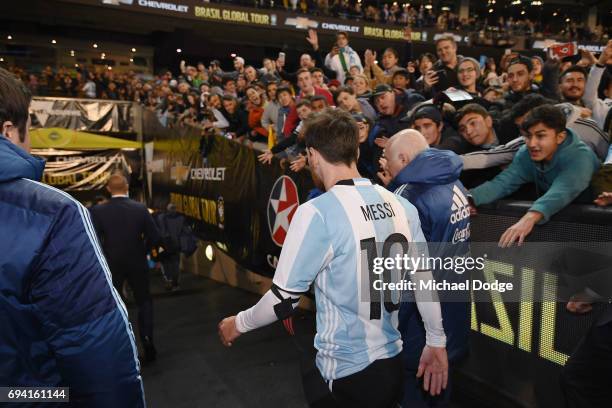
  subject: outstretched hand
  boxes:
[258,150,274,165]
[594,191,612,207]
[306,29,319,51]
[417,346,448,396]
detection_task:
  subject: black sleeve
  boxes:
[279,69,298,85]
[236,110,250,137]
[314,49,337,80]
[271,129,298,154]
[438,135,472,155]
[89,207,105,245]
[540,60,561,102]
[401,41,413,65]
[143,207,162,248]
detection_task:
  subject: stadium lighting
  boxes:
[511,0,521,5]
[93,43,98,48]
[51,39,57,44]
[129,58,134,63]
[553,12,557,16]
[101,53,106,59]
[107,66,112,70]
[521,10,526,14]
[176,48,182,53]
[441,6,450,11]
[0,58,4,62]
[131,47,137,53]
[565,18,570,22]
[74,64,78,68]
[489,8,494,13]
[7,35,12,40]
[70,50,75,56]
[531,0,542,5]
[425,4,432,9]
[230,53,237,57]
[205,245,214,261]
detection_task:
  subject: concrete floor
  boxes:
[128,271,467,408]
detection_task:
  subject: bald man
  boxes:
[382,130,471,407]
[91,173,162,363]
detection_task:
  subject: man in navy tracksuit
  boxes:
[383,129,471,407]
[0,68,145,406]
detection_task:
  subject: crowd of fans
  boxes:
[5,24,612,408]
[9,30,612,227]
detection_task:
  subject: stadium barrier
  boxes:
[146,114,612,407]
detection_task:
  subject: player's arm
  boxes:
[219,203,332,346]
[404,204,448,395]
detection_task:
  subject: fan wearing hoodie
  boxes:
[471,105,600,247]
[380,129,471,408]
[0,68,145,406]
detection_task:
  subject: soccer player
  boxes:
[219,108,448,407]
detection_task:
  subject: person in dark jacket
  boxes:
[220,94,249,141]
[0,67,145,406]
[156,203,187,291]
[373,84,426,138]
[91,173,162,363]
[381,129,471,408]
[501,55,560,110]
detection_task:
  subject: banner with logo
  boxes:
[31,128,142,198]
[65,0,476,44]
[34,149,136,191]
[30,97,134,132]
[145,111,313,275]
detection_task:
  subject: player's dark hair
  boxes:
[0,68,31,142]
[521,104,566,134]
[304,108,358,166]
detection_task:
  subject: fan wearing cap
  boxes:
[222,56,246,82]
[407,104,462,149]
[372,84,425,140]
[208,60,224,87]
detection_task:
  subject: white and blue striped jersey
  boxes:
[272,178,440,380]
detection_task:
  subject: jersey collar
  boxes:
[335,178,372,186]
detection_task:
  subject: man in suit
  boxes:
[92,173,161,363]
